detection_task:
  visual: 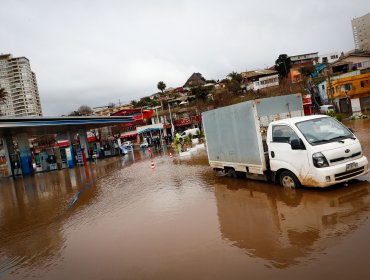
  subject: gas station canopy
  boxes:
[0,116,134,137]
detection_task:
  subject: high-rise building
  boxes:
[0,54,42,117]
[352,12,370,51]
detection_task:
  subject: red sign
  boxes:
[175,118,192,126]
[303,95,312,105]
[88,136,97,142]
[55,139,79,147]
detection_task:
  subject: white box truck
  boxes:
[202,94,368,188]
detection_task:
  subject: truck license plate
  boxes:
[346,162,358,171]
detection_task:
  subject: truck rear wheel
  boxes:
[279,171,300,188]
[226,168,237,178]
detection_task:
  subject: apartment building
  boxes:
[352,12,370,51]
[327,71,370,113]
[0,54,42,117]
[317,52,341,64]
[241,69,279,91]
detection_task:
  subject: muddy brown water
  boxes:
[0,119,369,280]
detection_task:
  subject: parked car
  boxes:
[319,105,335,114]
[119,145,128,155]
[123,141,133,148]
[140,139,148,148]
[180,128,200,140]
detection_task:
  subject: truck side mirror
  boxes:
[290,138,305,150]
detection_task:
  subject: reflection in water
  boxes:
[345,118,370,182]
[215,178,370,268]
[0,157,125,277]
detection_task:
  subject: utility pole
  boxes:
[326,67,334,107]
[154,106,163,147]
[168,102,174,137]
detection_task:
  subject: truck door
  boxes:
[268,125,310,181]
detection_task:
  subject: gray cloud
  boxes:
[1,0,369,116]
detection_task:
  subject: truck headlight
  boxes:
[312,152,329,168]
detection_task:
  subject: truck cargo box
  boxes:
[202,94,304,175]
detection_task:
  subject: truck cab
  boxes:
[267,115,368,188]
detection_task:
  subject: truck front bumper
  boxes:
[303,156,369,188]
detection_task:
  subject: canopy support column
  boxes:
[16,133,33,176]
[2,136,14,177]
[78,129,89,163]
[66,131,75,168]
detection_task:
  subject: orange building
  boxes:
[327,72,370,113]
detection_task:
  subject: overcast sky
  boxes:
[1,0,369,116]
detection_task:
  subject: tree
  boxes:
[191,86,212,101]
[137,97,151,108]
[157,81,166,93]
[108,102,115,108]
[227,71,242,83]
[275,54,291,78]
[227,81,241,95]
[68,105,93,116]
[130,100,138,108]
[226,72,243,95]
[77,105,93,116]
[68,110,81,116]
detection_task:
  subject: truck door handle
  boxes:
[271,151,275,158]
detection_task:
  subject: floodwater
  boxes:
[0,119,370,280]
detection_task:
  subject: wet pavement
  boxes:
[0,119,370,280]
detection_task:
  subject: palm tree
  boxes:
[227,71,242,83]
[157,81,166,93]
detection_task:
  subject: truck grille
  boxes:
[330,152,361,163]
[334,166,365,181]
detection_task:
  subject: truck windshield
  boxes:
[296,117,355,145]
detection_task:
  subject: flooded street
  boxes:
[1,119,370,280]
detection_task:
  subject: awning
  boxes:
[137,124,163,135]
[137,127,162,135]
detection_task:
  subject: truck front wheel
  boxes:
[279,171,301,188]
